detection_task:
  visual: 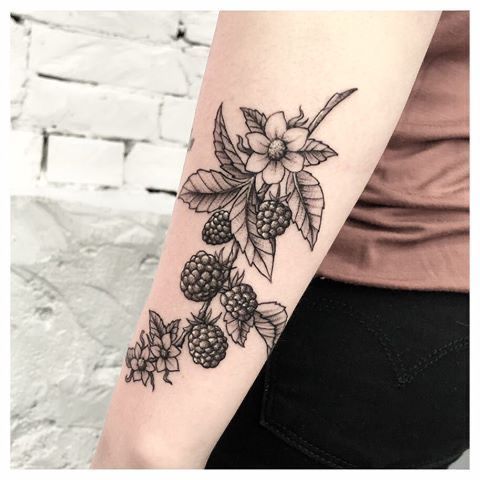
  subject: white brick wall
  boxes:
[47,135,124,186]
[10,11,217,469]
[29,25,189,95]
[19,11,181,44]
[10,10,217,198]
[159,96,197,144]
[125,143,185,191]
[22,76,160,140]
[10,130,43,193]
[10,19,29,118]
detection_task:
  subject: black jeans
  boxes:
[206,278,469,469]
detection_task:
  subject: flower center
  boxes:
[160,348,168,359]
[267,139,286,160]
[137,358,146,370]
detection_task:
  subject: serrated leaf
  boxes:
[230,181,274,281]
[214,104,251,180]
[179,169,247,213]
[287,171,325,250]
[240,107,267,133]
[224,313,251,347]
[166,319,180,339]
[254,302,288,354]
[299,139,337,165]
[149,310,166,339]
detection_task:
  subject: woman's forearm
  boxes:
[92,11,440,468]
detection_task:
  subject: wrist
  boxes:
[92,428,208,469]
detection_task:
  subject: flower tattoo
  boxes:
[125,332,155,388]
[245,112,309,183]
[151,333,181,375]
[125,89,357,390]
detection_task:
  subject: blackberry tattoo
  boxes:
[188,312,228,368]
[202,210,233,245]
[125,89,357,389]
[256,199,292,240]
[180,250,228,302]
[221,283,258,323]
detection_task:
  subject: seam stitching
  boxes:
[261,291,468,467]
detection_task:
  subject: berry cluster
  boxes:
[179,199,291,368]
[256,200,292,240]
[221,283,258,323]
[180,250,228,302]
[202,210,233,245]
[188,319,228,368]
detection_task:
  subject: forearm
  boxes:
[92,11,440,468]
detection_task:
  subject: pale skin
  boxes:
[92,11,441,468]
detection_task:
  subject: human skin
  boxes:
[91,11,440,468]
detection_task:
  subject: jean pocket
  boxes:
[260,290,469,468]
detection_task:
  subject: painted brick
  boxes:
[47,135,124,186]
[10,19,29,114]
[11,196,169,468]
[10,130,44,192]
[30,24,188,96]
[159,96,196,144]
[181,46,209,98]
[17,11,180,44]
[125,143,185,191]
[181,11,218,46]
[21,77,159,141]
[9,11,219,470]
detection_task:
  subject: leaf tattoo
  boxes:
[230,181,275,281]
[287,170,325,250]
[179,169,247,213]
[254,302,288,355]
[240,107,267,133]
[299,139,337,166]
[126,89,356,389]
[214,104,251,180]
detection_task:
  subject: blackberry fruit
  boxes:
[256,200,292,240]
[180,250,227,302]
[188,321,228,368]
[221,283,258,324]
[202,210,233,245]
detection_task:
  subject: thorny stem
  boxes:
[226,241,240,266]
[198,301,210,318]
[174,240,240,349]
[307,88,357,135]
[174,323,194,348]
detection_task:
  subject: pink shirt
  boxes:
[318,12,469,292]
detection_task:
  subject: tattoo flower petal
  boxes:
[245,112,309,184]
[246,133,270,153]
[262,161,285,184]
[151,332,181,374]
[126,340,155,386]
[246,152,270,173]
[282,127,309,152]
[282,152,304,172]
[165,357,180,372]
[265,112,287,140]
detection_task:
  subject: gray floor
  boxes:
[449,450,469,469]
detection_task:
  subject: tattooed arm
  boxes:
[92,11,440,468]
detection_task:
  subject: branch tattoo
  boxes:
[125,89,357,390]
